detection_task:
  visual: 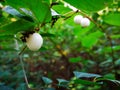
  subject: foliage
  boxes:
[0,0,120,90]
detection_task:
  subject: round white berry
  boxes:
[74,15,83,24]
[26,33,43,51]
[80,18,90,27]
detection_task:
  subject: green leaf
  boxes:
[0,17,9,27]
[6,0,52,23]
[57,79,69,87]
[57,78,69,84]
[73,71,101,78]
[73,22,95,42]
[2,6,23,17]
[39,47,48,51]
[0,35,14,40]
[111,34,120,39]
[0,20,35,35]
[108,80,120,86]
[104,73,115,79]
[100,45,120,53]
[81,36,98,48]
[64,0,113,13]
[51,9,60,16]
[115,59,120,66]
[42,77,53,84]
[0,71,12,78]
[3,6,34,22]
[43,0,51,5]
[103,13,120,26]
[74,79,97,85]
[0,85,13,90]
[5,0,26,9]
[52,5,71,14]
[81,31,103,48]
[69,57,81,63]
[41,33,55,37]
[96,78,120,88]
[24,0,52,23]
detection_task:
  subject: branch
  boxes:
[19,55,29,88]
[18,45,29,88]
[18,45,27,55]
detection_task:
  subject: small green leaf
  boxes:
[103,13,120,26]
[6,0,26,9]
[100,45,120,53]
[81,36,98,48]
[104,73,115,79]
[52,5,71,14]
[81,31,103,48]
[3,6,34,22]
[57,78,69,84]
[69,57,81,63]
[42,77,53,84]
[74,79,97,85]
[57,79,69,87]
[0,20,35,35]
[96,78,120,87]
[115,59,120,66]
[111,34,120,39]
[41,33,55,37]
[73,71,101,78]
[2,6,23,17]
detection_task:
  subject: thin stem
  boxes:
[18,45,29,88]
[77,11,104,31]
[63,11,75,16]
[19,45,27,55]
[19,55,29,88]
[63,10,79,20]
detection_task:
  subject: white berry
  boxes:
[80,18,90,27]
[74,15,83,24]
[26,33,43,51]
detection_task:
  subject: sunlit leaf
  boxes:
[0,20,35,35]
[42,77,53,84]
[24,0,52,23]
[81,31,103,48]
[6,0,52,23]
[103,13,120,26]
[69,57,81,63]
[73,71,101,78]
[64,0,113,13]
[74,79,97,85]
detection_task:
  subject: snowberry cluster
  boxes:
[25,32,43,51]
[22,15,90,51]
[74,15,90,27]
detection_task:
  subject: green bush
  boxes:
[0,0,120,90]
